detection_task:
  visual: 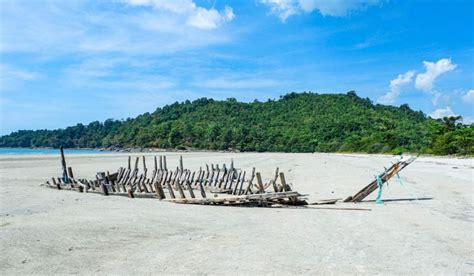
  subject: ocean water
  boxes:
[0,147,109,155]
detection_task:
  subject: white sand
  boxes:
[0,152,473,274]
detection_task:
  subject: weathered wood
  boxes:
[256,172,265,193]
[127,186,134,198]
[344,157,417,203]
[186,172,196,198]
[155,171,167,199]
[67,167,74,179]
[279,172,291,191]
[52,177,61,189]
[60,146,69,183]
[244,168,255,195]
[236,171,246,195]
[100,183,109,196]
[176,172,187,199]
[142,156,147,179]
[232,171,241,195]
[106,171,116,192]
[272,167,279,192]
[134,157,139,171]
[127,156,131,170]
[198,173,207,198]
[179,155,184,171]
[163,156,168,171]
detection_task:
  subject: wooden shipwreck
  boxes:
[42,147,417,207]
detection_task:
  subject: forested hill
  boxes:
[1,92,472,155]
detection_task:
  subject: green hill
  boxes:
[1,92,472,155]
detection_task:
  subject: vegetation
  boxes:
[0,92,472,155]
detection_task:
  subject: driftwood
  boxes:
[343,156,417,203]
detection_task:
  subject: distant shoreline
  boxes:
[1,146,472,158]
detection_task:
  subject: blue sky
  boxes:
[0,0,473,135]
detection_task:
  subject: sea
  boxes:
[0,147,110,155]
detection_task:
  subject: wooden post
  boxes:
[134,157,139,171]
[60,146,69,183]
[67,167,74,179]
[127,156,131,170]
[198,173,206,198]
[187,172,196,198]
[177,172,187,199]
[237,171,246,195]
[100,183,109,196]
[155,171,167,199]
[279,172,291,191]
[52,177,61,190]
[127,186,134,198]
[163,156,168,171]
[106,171,116,192]
[233,171,242,195]
[213,171,220,187]
[256,172,264,193]
[179,155,184,172]
[142,156,147,178]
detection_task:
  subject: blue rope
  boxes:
[396,172,404,186]
[375,175,384,204]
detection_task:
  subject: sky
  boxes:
[0,0,473,135]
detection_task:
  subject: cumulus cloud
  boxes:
[429,106,456,119]
[462,89,474,104]
[378,70,415,105]
[125,0,235,29]
[415,58,457,92]
[261,0,379,21]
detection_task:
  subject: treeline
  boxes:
[1,92,472,155]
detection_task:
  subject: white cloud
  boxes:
[261,0,299,21]
[0,65,39,81]
[0,64,40,90]
[0,1,235,55]
[261,0,379,21]
[429,106,456,119]
[125,0,235,30]
[378,70,415,104]
[64,58,175,91]
[415,58,457,92]
[462,89,474,104]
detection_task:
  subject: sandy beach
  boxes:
[0,152,472,274]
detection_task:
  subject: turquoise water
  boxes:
[0,147,109,155]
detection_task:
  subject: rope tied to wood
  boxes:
[375,174,384,204]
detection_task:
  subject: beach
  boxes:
[0,152,472,274]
